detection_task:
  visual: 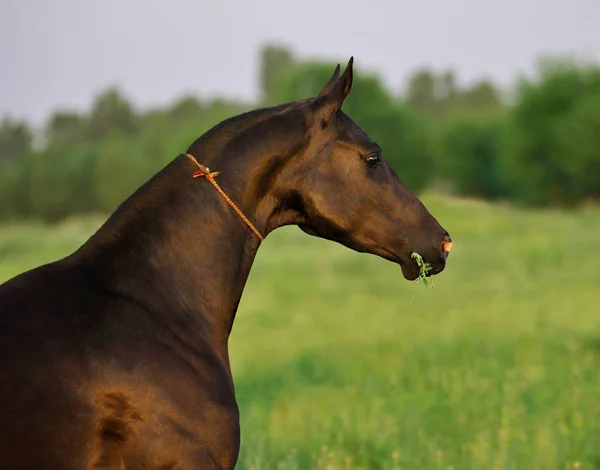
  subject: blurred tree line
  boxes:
[1,44,600,222]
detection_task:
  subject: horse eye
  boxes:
[364,154,380,167]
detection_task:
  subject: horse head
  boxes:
[263,57,452,281]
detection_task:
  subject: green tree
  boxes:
[461,80,501,112]
[167,95,205,125]
[0,117,33,165]
[92,136,151,213]
[437,113,505,199]
[45,111,84,147]
[405,69,438,118]
[258,44,295,106]
[85,87,139,142]
[500,58,600,206]
[0,157,34,219]
[404,69,502,123]
[554,92,600,204]
[27,144,98,222]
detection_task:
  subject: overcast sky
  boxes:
[1,0,599,127]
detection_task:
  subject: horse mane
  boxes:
[186,98,313,158]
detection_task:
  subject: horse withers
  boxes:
[0,58,452,469]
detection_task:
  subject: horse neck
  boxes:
[76,154,270,361]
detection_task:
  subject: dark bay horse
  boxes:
[0,58,452,469]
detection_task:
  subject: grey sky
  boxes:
[1,0,599,127]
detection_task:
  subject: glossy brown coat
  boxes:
[0,58,451,469]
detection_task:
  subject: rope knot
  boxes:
[191,163,220,179]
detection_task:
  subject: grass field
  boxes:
[1,193,599,469]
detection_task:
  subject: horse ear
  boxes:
[317,64,341,98]
[314,57,354,122]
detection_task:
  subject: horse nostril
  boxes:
[441,234,453,255]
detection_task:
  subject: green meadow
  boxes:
[1,194,599,469]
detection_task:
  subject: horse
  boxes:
[0,58,452,469]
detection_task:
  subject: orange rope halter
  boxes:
[185,153,264,241]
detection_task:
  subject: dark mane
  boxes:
[186,98,312,159]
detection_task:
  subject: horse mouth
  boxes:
[398,252,446,281]
[399,257,421,281]
[377,248,422,281]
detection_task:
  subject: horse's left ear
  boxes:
[314,57,354,123]
[317,64,341,98]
